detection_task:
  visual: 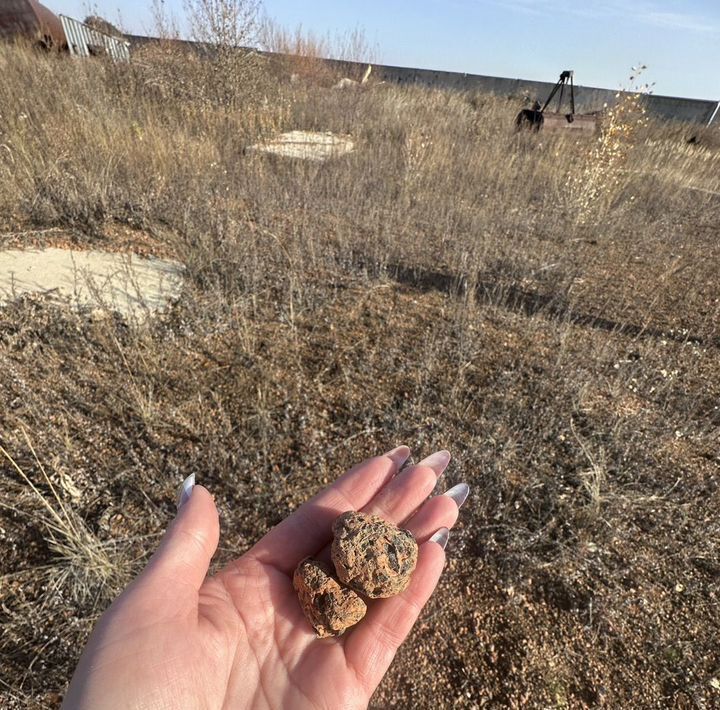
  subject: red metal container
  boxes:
[0,0,66,48]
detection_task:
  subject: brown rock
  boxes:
[331,511,418,598]
[293,558,367,638]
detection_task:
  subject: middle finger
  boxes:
[360,449,451,523]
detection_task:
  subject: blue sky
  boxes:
[49,1,719,99]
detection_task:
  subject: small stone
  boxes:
[331,511,418,598]
[293,558,367,638]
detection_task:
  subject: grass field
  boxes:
[0,42,719,708]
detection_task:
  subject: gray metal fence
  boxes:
[59,15,130,62]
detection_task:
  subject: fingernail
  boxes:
[383,445,411,468]
[417,450,451,477]
[176,473,195,510]
[430,527,450,550]
[443,482,470,508]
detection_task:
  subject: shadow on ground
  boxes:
[381,261,716,349]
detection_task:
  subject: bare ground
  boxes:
[0,44,719,708]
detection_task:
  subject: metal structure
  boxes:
[515,70,599,134]
[0,0,65,48]
[708,101,720,128]
[59,15,130,62]
[0,1,129,61]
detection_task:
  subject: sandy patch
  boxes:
[0,248,185,321]
[248,131,354,162]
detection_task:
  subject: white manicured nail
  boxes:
[430,527,450,550]
[443,482,470,508]
[417,450,451,476]
[383,445,411,468]
[176,473,196,510]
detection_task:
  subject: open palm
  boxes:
[63,447,466,709]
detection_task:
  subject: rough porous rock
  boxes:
[293,558,367,638]
[331,511,418,598]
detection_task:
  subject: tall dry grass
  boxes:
[0,42,719,707]
[259,19,378,84]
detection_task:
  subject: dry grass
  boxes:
[568,85,650,224]
[259,19,378,85]
[0,42,719,708]
[0,429,138,659]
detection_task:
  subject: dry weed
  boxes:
[568,66,653,225]
[259,19,378,85]
[0,42,718,708]
[1,422,139,598]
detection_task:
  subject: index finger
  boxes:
[244,446,411,574]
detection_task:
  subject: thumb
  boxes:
[142,475,220,591]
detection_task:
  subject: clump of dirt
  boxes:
[293,558,367,638]
[332,511,418,598]
[294,512,419,636]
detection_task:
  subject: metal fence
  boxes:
[59,15,130,62]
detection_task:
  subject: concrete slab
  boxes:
[248,131,354,162]
[0,248,185,322]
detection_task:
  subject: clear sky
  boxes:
[49,1,720,100]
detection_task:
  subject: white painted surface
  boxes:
[249,131,355,162]
[0,248,185,321]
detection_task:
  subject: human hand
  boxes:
[62,446,469,709]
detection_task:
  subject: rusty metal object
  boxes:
[516,70,599,134]
[0,0,65,48]
[0,1,130,61]
[539,111,599,134]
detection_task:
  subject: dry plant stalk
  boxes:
[403,127,433,190]
[143,0,269,110]
[0,431,131,605]
[259,18,378,85]
[0,41,718,706]
[569,66,652,224]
